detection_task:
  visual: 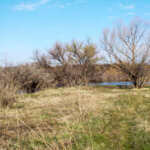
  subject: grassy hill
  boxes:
[0,86,150,149]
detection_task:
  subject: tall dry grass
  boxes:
[0,70,19,107]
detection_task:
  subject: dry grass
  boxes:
[0,72,19,107]
[0,86,150,149]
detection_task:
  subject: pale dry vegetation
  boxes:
[0,86,150,149]
[0,69,19,107]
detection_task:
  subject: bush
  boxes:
[11,64,53,93]
[0,64,53,95]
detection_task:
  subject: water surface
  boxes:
[89,81,150,86]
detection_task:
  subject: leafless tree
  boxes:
[34,40,104,87]
[101,17,150,88]
[34,42,76,87]
[67,40,103,83]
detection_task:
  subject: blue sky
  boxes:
[0,0,150,65]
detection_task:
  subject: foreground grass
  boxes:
[0,86,150,149]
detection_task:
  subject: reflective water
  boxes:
[89,82,150,86]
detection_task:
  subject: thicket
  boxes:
[34,40,105,87]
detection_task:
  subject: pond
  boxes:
[89,81,150,86]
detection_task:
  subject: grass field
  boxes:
[0,86,150,150]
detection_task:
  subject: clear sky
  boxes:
[0,0,150,65]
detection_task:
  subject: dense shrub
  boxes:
[0,64,53,94]
[12,64,53,93]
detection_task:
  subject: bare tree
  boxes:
[34,42,76,87]
[67,40,103,83]
[34,40,104,87]
[50,42,74,86]
[101,17,150,88]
